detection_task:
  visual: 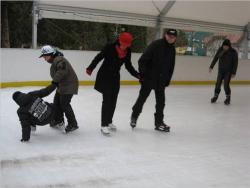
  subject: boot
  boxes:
[224,95,231,105]
[101,126,110,135]
[211,94,219,103]
[65,123,78,133]
[155,122,170,132]
[130,116,137,128]
[108,123,117,131]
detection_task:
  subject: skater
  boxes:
[209,39,238,105]
[86,32,140,135]
[130,29,177,132]
[39,45,79,132]
[13,83,60,142]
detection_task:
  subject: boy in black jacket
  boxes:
[12,83,63,142]
[209,39,238,105]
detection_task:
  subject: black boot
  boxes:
[130,116,137,128]
[155,122,170,132]
[224,95,231,105]
[211,94,219,103]
[65,123,78,133]
[64,105,78,133]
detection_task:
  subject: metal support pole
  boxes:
[32,1,38,49]
[155,17,164,39]
[247,22,250,59]
[154,0,176,39]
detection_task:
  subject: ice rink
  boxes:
[1,85,250,188]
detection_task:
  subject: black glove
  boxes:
[51,81,59,87]
[138,73,144,84]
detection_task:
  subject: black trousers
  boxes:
[53,92,77,125]
[214,72,232,96]
[101,88,119,127]
[132,84,165,124]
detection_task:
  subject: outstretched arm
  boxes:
[124,51,139,78]
[210,47,223,70]
[86,44,108,74]
[28,83,57,98]
[17,110,31,142]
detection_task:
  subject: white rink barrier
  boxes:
[1,48,250,87]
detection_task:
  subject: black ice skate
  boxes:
[130,116,137,128]
[155,122,170,132]
[65,124,78,133]
[211,94,218,103]
[224,95,231,105]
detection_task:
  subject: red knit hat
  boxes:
[118,32,133,47]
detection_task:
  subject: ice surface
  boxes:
[1,86,250,188]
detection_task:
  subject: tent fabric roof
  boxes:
[37,0,250,33]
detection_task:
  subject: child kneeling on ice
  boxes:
[12,83,76,142]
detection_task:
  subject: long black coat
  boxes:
[14,84,56,141]
[87,43,139,93]
[210,47,238,74]
[139,38,176,89]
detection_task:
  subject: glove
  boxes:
[51,81,59,86]
[86,68,93,76]
[137,73,144,83]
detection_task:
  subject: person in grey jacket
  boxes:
[39,45,79,133]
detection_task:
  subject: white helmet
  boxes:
[39,45,55,58]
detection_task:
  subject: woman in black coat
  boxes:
[86,32,139,135]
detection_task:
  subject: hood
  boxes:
[222,39,231,48]
[12,91,32,106]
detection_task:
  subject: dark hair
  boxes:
[52,49,64,57]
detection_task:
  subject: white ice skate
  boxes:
[101,127,110,136]
[108,123,117,131]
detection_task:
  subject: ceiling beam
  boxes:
[37,3,244,34]
[155,0,176,39]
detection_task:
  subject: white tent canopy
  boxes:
[33,0,250,48]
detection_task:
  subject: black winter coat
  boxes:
[14,84,56,141]
[210,47,238,74]
[139,38,176,89]
[87,43,139,93]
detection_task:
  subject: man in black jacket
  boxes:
[130,29,177,132]
[12,84,62,142]
[209,39,238,105]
